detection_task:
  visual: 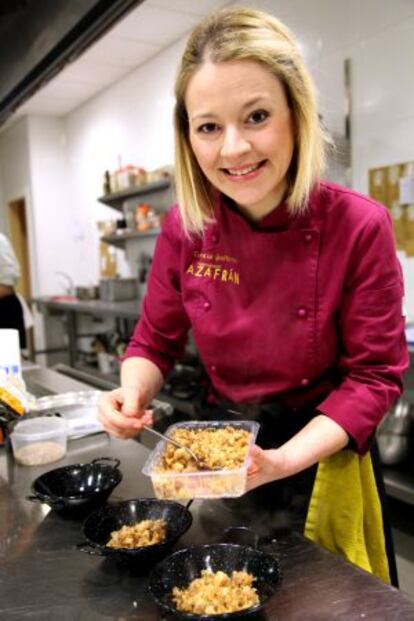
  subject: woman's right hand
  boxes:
[97,386,154,439]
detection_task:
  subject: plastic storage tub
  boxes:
[11,417,68,466]
[142,420,260,500]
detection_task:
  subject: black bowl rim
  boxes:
[31,460,123,501]
[148,542,281,619]
[82,497,193,553]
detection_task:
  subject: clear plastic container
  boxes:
[142,420,260,500]
[11,417,68,466]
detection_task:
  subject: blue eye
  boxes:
[248,109,270,124]
[197,122,219,134]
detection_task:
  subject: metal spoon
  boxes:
[110,407,209,469]
[143,425,213,471]
[227,409,242,417]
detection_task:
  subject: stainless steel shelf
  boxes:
[33,296,140,320]
[98,179,171,211]
[101,228,160,248]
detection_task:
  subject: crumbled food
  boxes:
[156,427,250,473]
[107,519,167,548]
[14,441,65,466]
[172,569,259,615]
[151,469,244,499]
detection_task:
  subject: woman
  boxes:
[98,7,408,583]
[0,232,26,348]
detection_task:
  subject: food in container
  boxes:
[148,542,281,618]
[172,569,259,615]
[142,420,260,499]
[157,425,251,471]
[11,417,68,466]
[78,499,192,568]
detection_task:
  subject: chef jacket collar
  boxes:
[219,193,311,232]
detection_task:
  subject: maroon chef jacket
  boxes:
[125,180,408,453]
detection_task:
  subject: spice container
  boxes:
[142,420,260,500]
[11,417,68,466]
[135,203,156,231]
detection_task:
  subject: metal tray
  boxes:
[32,391,104,438]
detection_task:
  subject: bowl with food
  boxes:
[142,421,260,500]
[78,498,193,568]
[27,457,122,514]
[148,542,281,619]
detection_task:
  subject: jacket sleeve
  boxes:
[317,208,408,454]
[123,209,191,377]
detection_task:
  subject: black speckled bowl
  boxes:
[27,457,122,514]
[79,498,193,569]
[148,543,281,619]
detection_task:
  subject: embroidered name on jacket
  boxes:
[186,251,240,284]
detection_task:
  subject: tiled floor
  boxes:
[390,498,414,599]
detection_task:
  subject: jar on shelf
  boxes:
[111,170,120,193]
[103,170,111,195]
[117,167,129,190]
[125,165,137,188]
[135,167,148,186]
[135,203,154,231]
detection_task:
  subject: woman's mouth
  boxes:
[221,160,267,180]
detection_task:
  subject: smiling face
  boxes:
[185,60,295,221]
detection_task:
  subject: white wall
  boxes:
[61,36,187,285]
[0,117,35,282]
[0,0,413,317]
[239,0,414,317]
[26,117,78,295]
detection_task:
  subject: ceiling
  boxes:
[11,0,231,122]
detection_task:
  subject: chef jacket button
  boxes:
[300,378,310,387]
[304,233,312,243]
[210,364,217,373]
[203,300,211,311]
[297,307,307,318]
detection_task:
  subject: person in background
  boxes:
[0,232,26,348]
[98,7,408,584]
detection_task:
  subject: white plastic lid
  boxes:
[12,416,67,440]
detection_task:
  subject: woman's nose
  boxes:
[220,127,251,159]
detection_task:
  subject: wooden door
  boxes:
[7,198,31,298]
[7,198,34,357]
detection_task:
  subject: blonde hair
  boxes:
[174,6,328,234]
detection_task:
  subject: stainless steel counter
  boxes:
[23,363,94,397]
[0,365,412,619]
[33,296,140,320]
[2,433,414,620]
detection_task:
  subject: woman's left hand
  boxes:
[246,415,350,493]
[246,444,287,492]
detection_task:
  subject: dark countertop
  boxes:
[32,296,140,320]
[2,434,414,620]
